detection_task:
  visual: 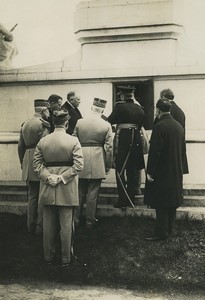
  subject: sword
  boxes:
[10,24,18,32]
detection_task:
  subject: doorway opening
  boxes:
[112,80,154,130]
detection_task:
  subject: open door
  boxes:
[113,80,154,130]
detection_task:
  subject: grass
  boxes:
[0,213,204,296]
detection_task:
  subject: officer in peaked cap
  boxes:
[73,97,113,229]
[18,98,51,235]
[33,107,83,266]
[107,85,145,208]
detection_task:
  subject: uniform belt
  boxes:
[117,123,138,129]
[25,144,37,149]
[81,143,103,147]
[45,161,73,167]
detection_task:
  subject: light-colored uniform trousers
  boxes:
[27,180,42,233]
[43,205,74,264]
[78,179,102,225]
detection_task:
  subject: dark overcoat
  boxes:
[107,101,145,170]
[154,101,189,174]
[61,101,82,135]
[144,114,185,208]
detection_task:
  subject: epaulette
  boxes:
[40,118,50,128]
[115,101,126,105]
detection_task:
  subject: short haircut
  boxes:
[48,94,62,104]
[53,110,69,125]
[67,91,76,101]
[160,89,174,100]
[156,98,171,112]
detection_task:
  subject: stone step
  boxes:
[98,194,205,207]
[1,192,205,207]
[0,201,205,220]
[2,181,205,196]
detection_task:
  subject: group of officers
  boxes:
[18,86,188,267]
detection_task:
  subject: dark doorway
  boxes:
[113,80,154,130]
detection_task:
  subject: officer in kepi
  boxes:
[107,85,145,208]
[18,99,50,235]
[33,109,83,266]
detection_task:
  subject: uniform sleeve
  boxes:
[107,106,120,125]
[147,125,164,177]
[18,129,26,165]
[33,142,50,182]
[72,121,79,137]
[60,139,84,183]
[104,125,113,170]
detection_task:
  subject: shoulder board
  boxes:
[40,118,50,128]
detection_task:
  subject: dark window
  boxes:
[113,80,154,130]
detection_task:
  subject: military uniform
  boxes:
[33,110,83,265]
[18,99,50,233]
[107,87,145,207]
[73,98,113,227]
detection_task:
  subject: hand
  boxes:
[106,169,110,175]
[47,174,61,186]
[147,173,154,182]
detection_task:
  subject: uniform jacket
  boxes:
[73,113,113,179]
[144,114,185,208]
[18,113,50,181]
[61,101,82,135]
[33,128,83,206]
[107,101,145,170]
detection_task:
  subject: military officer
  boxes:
[18,99,50,234]
[73,98,113,229]
[107,86,145,208]
[33,110,83,266]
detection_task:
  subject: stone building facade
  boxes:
[0,0,205,186]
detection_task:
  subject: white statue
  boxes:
[0,23,18,69]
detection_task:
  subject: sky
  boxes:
[0,0,85,67]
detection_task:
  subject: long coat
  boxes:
[107,101,145,170]
[154,101,189,174]
[18,114,50,181]
[33,128,84,206]
[73,113,113,179]
[61,101,82,135]
[144,114,185,208]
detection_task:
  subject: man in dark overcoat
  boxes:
[47,94,63,133]
[154,88,189,174]
[107,86,145,208]
[144,98,186,241]
[61,91,82,135]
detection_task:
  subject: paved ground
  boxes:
[0,282,204,300]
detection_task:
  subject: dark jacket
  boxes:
[144,114,185,208]
[61,101,82,135]
[154,101,188,174]
[107,101,145,170]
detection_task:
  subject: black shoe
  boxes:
[62,262,70,267]
[135,189,142,196]
[44,260,53,265]
[145,236,169,242]
[113,204,127,209]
